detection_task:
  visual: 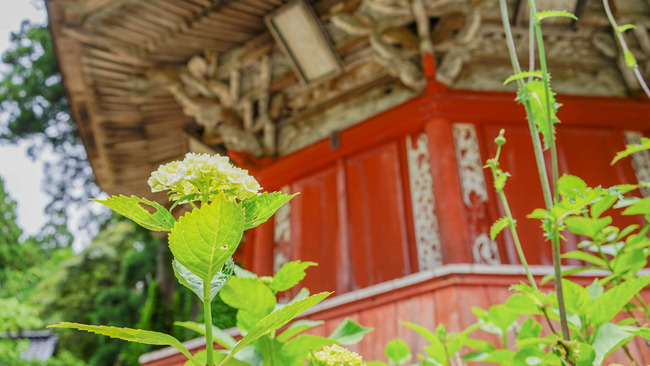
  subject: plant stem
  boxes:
[204,282,214,366]
[603,0,650,99]
[498,0,553,209]
[551,235,570,340]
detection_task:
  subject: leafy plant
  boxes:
[175,260,372,365]
[49,153,331,366]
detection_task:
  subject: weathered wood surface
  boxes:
[139,267,650,365]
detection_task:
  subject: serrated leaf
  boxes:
[174,321,237,350]
[91,195,175,231]
[328,318,373,345]
[280,334,336,365]
[524,80,560,150]
[276,320,324,342]
[271,261,317,293]
[590,194,617,219]
[536,10,578,21]
[490,217,512,240]
[220,292,332,365]
[220,277,276,331]
[625,50,638,68]
[503,71,543,85]
[612,137,650,165]
[591,276,650,327]
[183,350,251,366]
[565,216,612,238]
[385,338,411,365]
[561,250,607,267]
[592,323,635,365]
[169,193,243,282]
[561,279,592,315]
[48,322,201,366]
[173,258,233,301]
[242,192,298,230]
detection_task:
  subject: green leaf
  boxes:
[561,250,608,267]
[384,338,411,365]
[400,321,439,346]
[540,266,599,285]
[169,193,244,282]
[626,327,650,339]
[517,318,542,343]
[612,248,647,274]
[277,320,325,342]
[561,279,592,315]
[590,194,617,219]
[527,208,548,219]
[172,258,233,301]
[242,192,298,230]
[490,217,512,240]
[617,24,637,33]
[503,71,543,85]
[592,323,635,365]
[612,137,650,165]
[91,195,175,231]
[557,175,587,199]
[221,292,332,365]
[586,279,604,301]
[328,318,373,345]
[623,197,650,221]
[462,349,514,363]
[174,321,237,350]
[184,350,252,366]
[591,276,650,327]
[523,80,560,150]
[625,50,638,68]
[535,10,578,21]
[220,277,276,331]
[48,322,201,366]
[279,334,336,365]
[271,261,318,293]
[565,216,612,238]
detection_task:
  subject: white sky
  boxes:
[0,1,49,237]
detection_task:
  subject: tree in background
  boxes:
[0,20,103,248]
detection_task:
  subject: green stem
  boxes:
[603,0,650,99]
[497,189,538,290]
[203,282,214,366]
[499,0,553,209]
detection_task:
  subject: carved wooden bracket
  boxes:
[130,52,280,158]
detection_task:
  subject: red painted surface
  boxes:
[141,271,650,366]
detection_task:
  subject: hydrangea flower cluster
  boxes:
[307,345,364,366]
[148,153,261,202]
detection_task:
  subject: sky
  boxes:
[0,1,50,238]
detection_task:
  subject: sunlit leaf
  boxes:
[523,80,561,150]
[91,195,175,231]
[220,292,332,365]
[328,318,373,345]
[535,10,578,21]
[617,24,637,33]
[174,321,237,350]
[490,217,513,240]
[172,258,233,301]
[48,323,200,366]
[220,277,276,331]
[503,71,543,85]
[612,137,650,164]
[271,260,317,293]
[591,276,650,327]
[276,320,324,342]
[385,339,411,365]
[168,193,243,282]
[625,50,638,68]
[592,323,635,365]
[242,192,298,230]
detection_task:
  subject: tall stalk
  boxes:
[204,282,215,366]
[498,0,571,342]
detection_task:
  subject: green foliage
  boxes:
[503,71,543,85]
[612,136,650,165]
[91,195,176,232]
[48,322,202,366]
[535,10,578,21]
[242,192,299,230]
[519,80,561,150]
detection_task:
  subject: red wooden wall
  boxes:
[239,86,650,292]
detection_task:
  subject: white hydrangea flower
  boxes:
[148,153,261,202]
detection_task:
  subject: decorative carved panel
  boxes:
[452,123,489,207]
[406,133,443,270]
[273,186,292,273]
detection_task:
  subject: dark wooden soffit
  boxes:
[46,0,289,198]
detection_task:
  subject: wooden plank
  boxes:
[82,56,143,74]
[227,1,268,16]
[219,6,264,23]
[395,294,435,356]
[153,0,197,18]
[358,303,397,361]
[85,48,153,67]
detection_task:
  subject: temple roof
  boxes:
[45,0,650,198]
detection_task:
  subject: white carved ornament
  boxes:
[452,123,489,207]
[273,186,292,273]
[406,133,443,270]
[472,234,501,265]
[624,131,650,197]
